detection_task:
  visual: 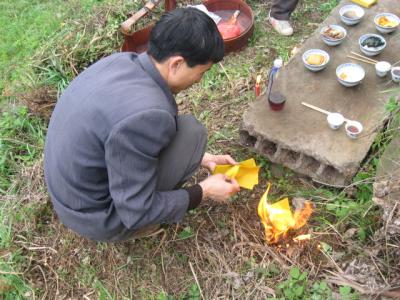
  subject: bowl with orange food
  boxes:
[374,13,399,34]
[302,49,330,72]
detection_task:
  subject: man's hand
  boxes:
[199,174,240,202]
[201,152,237,172]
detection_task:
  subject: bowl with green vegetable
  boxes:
[359,34,386,56]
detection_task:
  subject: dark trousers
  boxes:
[114,115,207,241]
[271,0,299,20]
[156,115,207,190]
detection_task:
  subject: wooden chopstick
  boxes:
[301,102,331,115]
[347,55,376,65]
[350,51,379,63]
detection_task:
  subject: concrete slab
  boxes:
[241,0,400,186]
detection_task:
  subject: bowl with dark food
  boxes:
[359,34,386,56]
[374,13,400,34]
[391,66,400,83]
[302,49,330,72]
[321,25,347,46]
[345,121,363,139]
[336,63,365,87]
[339,5,365,25]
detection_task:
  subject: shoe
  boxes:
[131,224,163,239]
[269,13,294,36]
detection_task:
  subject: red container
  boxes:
[203,0,254,53]
[121,0,176,53]
[120,0,254,54]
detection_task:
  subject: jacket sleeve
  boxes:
[104,109,190,230]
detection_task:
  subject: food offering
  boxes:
[327,113,345,130]
[359,34,386,56]
[302,49,330,72]
[374,13,400,34]
[320,25,347,46]
[391,67,400,83]
[217,10,242,39]
[339,4,365,25]
[375,61,391,77]
[345,121,363,139]
[336,63,365,87]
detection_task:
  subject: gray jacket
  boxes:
[44,52,190,241]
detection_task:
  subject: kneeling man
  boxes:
[44,7,240,242]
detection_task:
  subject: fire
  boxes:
[258,184,313,244]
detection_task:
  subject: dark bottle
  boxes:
[266,58,286,111]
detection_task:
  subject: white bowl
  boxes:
[345,121,363,139]
[327,113,345,130]
[374,13,400,34]
[321,25,347,46]
[375,61,391,77]
[339,5,365,26]
[359,34,386,56]
[302,49,330,72]
[336,63,365,87]
[391,66,400,83]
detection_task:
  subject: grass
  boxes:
[0,0,109,96]
[0,106,46,193]
[0,0,399,298]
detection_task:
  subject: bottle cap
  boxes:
[273,58,283,68]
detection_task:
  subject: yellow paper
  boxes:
[351,0,377,8]
[213,158,259,190]
[257,183,313,244]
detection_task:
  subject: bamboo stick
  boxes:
[347,55,376,65]
[350,51,379,63]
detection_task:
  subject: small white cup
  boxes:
[327,113,345,130]
[375,61,391,77]
[391,66,400,83]
[345,121,363,139]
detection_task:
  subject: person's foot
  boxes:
[269,13,294,36]
[131,224,163,239]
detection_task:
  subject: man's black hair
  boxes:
[148,7,224,67]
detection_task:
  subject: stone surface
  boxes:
[241,0,400,186]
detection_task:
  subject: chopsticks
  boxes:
[301,102,330,115]
[347,51,379,65]
[301,102,351,122]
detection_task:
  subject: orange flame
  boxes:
[258,184,313,244]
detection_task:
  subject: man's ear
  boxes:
[168,56,185,75]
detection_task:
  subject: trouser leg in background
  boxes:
[271,0,299,20]
[156,115,208,191]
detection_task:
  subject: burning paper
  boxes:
[213,158,259,190]
[258,183,313,244]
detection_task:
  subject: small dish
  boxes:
[336,63,365,87]
[359,34,386,56]
[374,13,400,34]
[391,66,400,83]
[327,113,345,130]
[302,49,330,72]
[339,5,365,26]
[321,25,347,46]
[345,121,363,139]
[375,61,391,77]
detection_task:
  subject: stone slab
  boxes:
[241,0,400,186]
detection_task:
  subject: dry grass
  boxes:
[4,0,400,298]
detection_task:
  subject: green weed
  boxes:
[275,267,308,300]
[0,0,106,94]
[268,267,335,300]
[94,279,115,300]
[0,253,33,299]
[0,106,46,192]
